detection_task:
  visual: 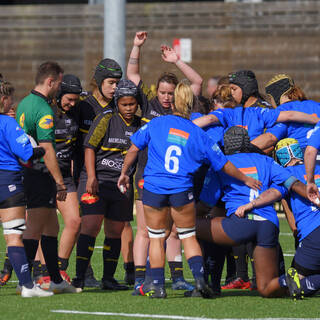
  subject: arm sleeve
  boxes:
[307,121,320,149]
[130,123,150,151]
[6,119,33,161]
[35,105,55,142]
[266,122,288,140]
[270,182,288,198]
[261,108,281,128]
[84,111,113,150]
[211,110,227,127]
[203,135,228,172]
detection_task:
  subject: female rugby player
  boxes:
[72,79,141,291]
[127,31,203,293]
[118,82,261,298]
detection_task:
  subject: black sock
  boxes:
[32,260,42,279]
[124,262,134,273]
[233,244,249,282]
[41,264,50,277]
[225,247,236,282]
[169,261,184,281]
[76,234,96,280]
[2,253,13,274]
[209,243,226,292]
[134,265,146,282]
[277,243,285,276]
[41,235,62,284]
[23,239,39,272]
[58,257,69,271]
[246,242,255,282]
[102,237,121,280]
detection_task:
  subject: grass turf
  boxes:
[0,216,319,320]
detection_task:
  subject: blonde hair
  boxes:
[173,82,193,119]
[0,75,14,114]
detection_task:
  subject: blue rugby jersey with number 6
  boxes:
[130,114,227,194]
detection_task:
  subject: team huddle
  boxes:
[0,31,320,300]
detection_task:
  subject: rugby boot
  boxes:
[147,284,167,299]
[71,277,84,292]
[221,277,251,290]
[195,278,215,299]
[286,267,304,300]
[21,283,54,298]
[49,280,81,294]
[171,277,195,291]
[101,277,129,290]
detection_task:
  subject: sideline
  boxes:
[50,310,318,320]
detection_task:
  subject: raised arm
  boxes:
[127,31,148,86]
[161,45,203,96]
[276,111,319,124]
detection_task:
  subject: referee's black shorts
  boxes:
[24,168,56,209]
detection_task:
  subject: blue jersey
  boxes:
[0,115,33,171]
[0,115,33,202]
[217,153,293,227]
[266,100,320,150]
[212,106,280,140]
[191,112,224,147]
[279,164,320,240]
[307,120,320,150]
[131,114,227,194]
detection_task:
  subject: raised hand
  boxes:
[133,31,148,47]
[161,45,179,64]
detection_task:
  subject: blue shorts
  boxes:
[142,187,194,208]
[293,226,320,275]
[221,214,279,248]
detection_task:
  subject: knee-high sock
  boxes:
[76,233,96,280]
[41,235,62,284]
[22,239,39,272]
[7,246,33,288]
[102,237,121,280]
[233,244,249,282]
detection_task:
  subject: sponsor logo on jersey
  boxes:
[19,113,25,128]
[239,167,258,180]
[101,158,123,170]
[81,193,99,204]
[138,179,144,189]
[39,115,54,129]
[167,128,189,146]
[16,133,29,145]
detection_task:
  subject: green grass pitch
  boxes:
[0,216,319,320]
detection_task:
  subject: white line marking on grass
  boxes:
[283,253,294,257]
[279,233,293,236]
[50,312,318,320]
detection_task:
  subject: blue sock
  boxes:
[278,274,287,288]
[300,275,320,296]
[188,255,204,280]
[8,246,33,288]
[151,268,165,286]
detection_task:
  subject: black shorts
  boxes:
[63,176,77,193]
[222,214,279,248]
[142,187,194,208]
[24,168,56,209]
[0,192,26,209]
[134,166,144,201]
[78,180,134,221]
